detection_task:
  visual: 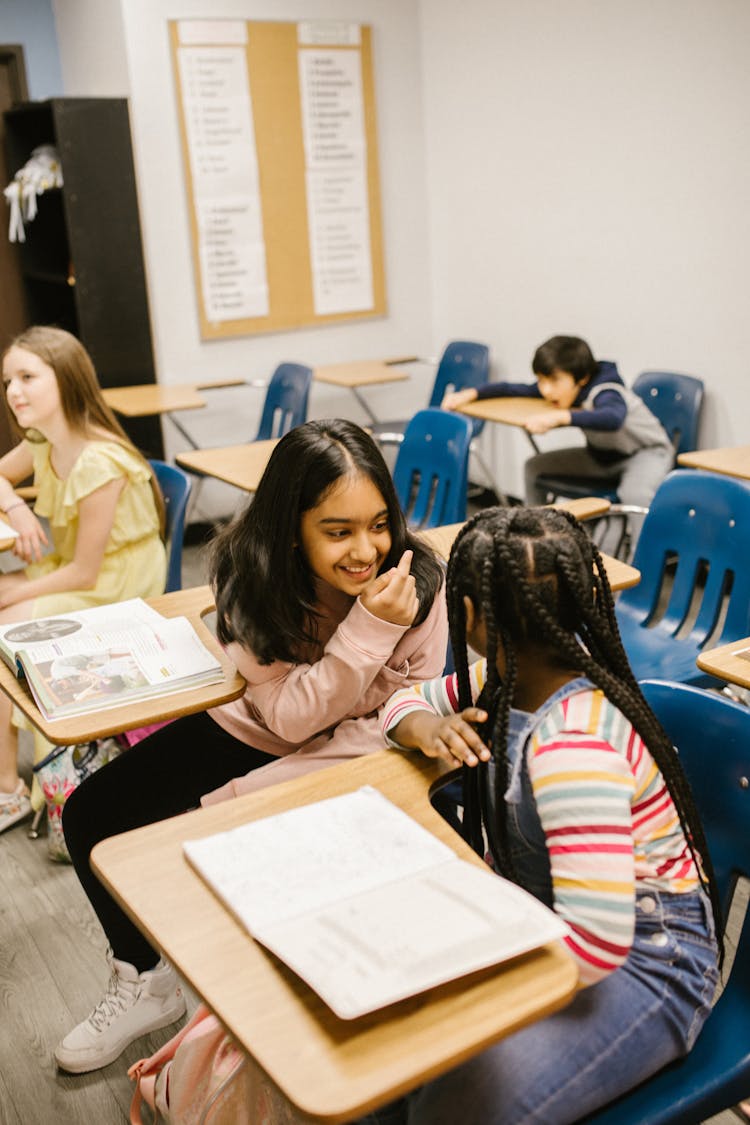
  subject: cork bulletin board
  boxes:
[170,19,386,339]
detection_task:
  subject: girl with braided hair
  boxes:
[377,505,720,1125]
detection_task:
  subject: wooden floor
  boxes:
[0,734,199,1125]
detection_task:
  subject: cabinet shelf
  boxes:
[3,98,163,458]
[23,269,75,286]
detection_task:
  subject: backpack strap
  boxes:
[129,1003,211,1123]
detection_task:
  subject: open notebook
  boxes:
[184,785,568,1020]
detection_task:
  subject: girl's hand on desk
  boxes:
[361,549,419,627]
[7,505,48,563]
[395,708,490,767]
[442,387,478,411]
[524,408,571,434]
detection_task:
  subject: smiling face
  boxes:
[2,345,62,434]
[299,472,392,596]
[535,367,586,411]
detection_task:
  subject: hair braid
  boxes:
[446,505,724,957]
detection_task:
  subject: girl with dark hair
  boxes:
[0,326,166,833]
[57,419,447,1076]
[378,505,720,1124]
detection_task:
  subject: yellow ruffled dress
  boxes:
[25,438,167,616]
[17,440,167,794]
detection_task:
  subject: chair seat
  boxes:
[614,610,721,687]
[536,474,619,503]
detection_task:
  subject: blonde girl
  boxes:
[0,326,166,832]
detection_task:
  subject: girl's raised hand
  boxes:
[360,548,419,626]
[7,504,48,564]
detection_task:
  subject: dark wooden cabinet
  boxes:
[3,97,163,457]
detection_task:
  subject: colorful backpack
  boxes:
[32,737,122,861]
[129,1003,310,1124]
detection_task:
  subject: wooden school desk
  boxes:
[92,748,578,1123]
[176,438,279,493]
[103,379,250,449]
[677,445,750,480]
[418,500,642,593]
[696,636,750,689]
[0,585,245,746]
[458,396,553,453]
[314,358,413,424]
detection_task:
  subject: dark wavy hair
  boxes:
[532,335,597,384]
[210,419,444,665]
[446,505,723,958]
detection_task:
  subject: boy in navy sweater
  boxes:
[444,335,674,554]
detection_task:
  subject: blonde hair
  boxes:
[3,326,164,529]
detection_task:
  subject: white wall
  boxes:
[418,0,750,498]
[2,0,63,98]
[51,1,750,508]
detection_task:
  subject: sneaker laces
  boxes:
[86,967,138,1032]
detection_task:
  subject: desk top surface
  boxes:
[420,522,639,590]
[102,380,249,417]
[677,446,750,480]
[92,749,578,1122]
[696,636,750,689]
[314,360,410,387]
[0,585,245,744]
[418,500,640,591]
[458,396,552,426]
[103,384,207,416]
[176,439,279,492]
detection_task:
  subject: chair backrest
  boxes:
[149,460,192,593]
[429,340,490,438]
[632,371,704,457]
[619,469,750,650]
[639,680,750,911]
[577,680,750,1125]
[255,363,313,441]
[392,408,473,528]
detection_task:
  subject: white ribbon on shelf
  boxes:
[3,144,64,243]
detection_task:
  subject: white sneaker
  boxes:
[55,954,186,1073]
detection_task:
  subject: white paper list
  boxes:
[298,46,374,316]
[177,44,269,321]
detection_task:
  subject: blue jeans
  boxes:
[359,889,718,1125]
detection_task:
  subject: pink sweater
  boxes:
[202,578,447,804]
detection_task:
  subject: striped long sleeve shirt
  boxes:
[381,661,700,985]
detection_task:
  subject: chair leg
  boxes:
[27,804,46,839]
[470,443,511,506]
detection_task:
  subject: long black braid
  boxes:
[445,505,724,960]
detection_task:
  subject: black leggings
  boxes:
[62,711,276,972]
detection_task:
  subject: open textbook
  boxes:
[184,785,569,1020]
[0,597,223,721]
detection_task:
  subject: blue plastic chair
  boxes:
[254,362,312,440]
[392,408,473,529]
[536,370,705,505]
[615,469,750,686]
[149,460,192,593]
[370,340,490,444]
[577,679,750,1125]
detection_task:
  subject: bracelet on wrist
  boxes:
[3,500,26,514]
